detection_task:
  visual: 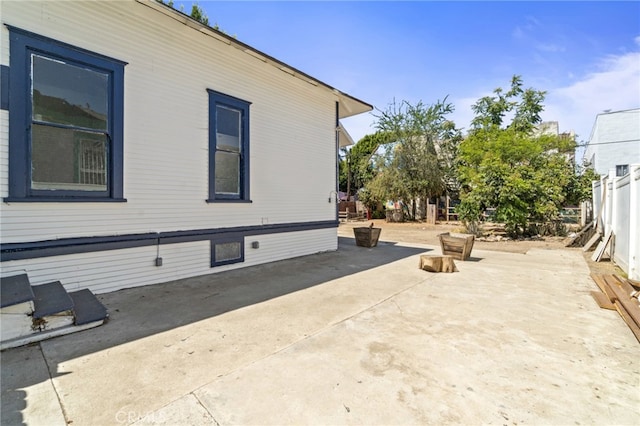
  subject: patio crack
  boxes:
[39,343,71,425]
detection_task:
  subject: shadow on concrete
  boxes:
[0,389,26,426]
[78,238,427,355]
[1,236,428,418]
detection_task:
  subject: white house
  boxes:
[582,108,640,176]
[0,0,371,299]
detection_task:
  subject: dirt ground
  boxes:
[338,219,625,276]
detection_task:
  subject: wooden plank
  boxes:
[613,275,640,304]
[590,274,616,303]
[582,232,601,252]
[605,275,640,329]
[591,230,612,261]
[613,300,640,343]
[590,291,616,310]
[565,222,593,247]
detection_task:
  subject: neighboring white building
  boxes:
[583,109,640,177]
[534,121,576,163]
[0,0,372,294]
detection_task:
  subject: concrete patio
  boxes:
[1,237,638,425]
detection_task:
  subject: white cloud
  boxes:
[544,47,640,142]
[345,38,640,150]
[512,16,566,54]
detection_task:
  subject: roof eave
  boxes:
[137,0,372,117]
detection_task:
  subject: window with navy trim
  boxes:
[207,90,251,202]
[6,27,125,201]
[210,235,245,267]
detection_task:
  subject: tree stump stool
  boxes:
[418,254,458,273]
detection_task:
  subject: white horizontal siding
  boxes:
[1,0,341,243]
[586,110,640,175]
[0,228,337,294]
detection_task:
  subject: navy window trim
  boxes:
[0,65,9,110]
[5,26,126,202]
[210,233,245,267]
[207,89,251,202]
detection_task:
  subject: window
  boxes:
[210,235,244,267]
[616,164,629,177]
[7,27,125,201]
[207,90,250,202]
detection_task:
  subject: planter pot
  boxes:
[354,227,382,247]
[438,232,475,260]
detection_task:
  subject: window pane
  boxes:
[32,54,108,130]
[215,151,240,195]
[216,105,240,152]
[215,242,242,262]
[616,164,629,177]
[31,124,107,191]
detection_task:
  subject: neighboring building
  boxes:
[534,121,576,163]
[583,109,640,177]
[0,0,372,295]
[534,121,561,137]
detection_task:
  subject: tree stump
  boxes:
[418,255,458,273]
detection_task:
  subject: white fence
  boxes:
[592,164,640,279]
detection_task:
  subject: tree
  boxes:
[457,75,579,236]
[365,98,461,219]
[565,160,601,206]
[157,1,210,26]
[339,132,389,198]
[189,3,209,25]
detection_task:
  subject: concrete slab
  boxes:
[1,238,638,425]
[130,394,216,426]
[0,344,66,426]
[195,248,639,425]
[31,240,430,425]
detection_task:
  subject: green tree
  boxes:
[365,98,461,219]
[458,76,578,236]
[189,3,209,25]
[565,160,601,206]
[157,1,209,26]
[339,132,389,198]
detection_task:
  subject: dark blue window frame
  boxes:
[5,26,126,202]
[207,89,251,203]
[210,234,245,267]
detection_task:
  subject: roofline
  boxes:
[137,0,373,117]
[595,107,640,117]
[586,107,640,147]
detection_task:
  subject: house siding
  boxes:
[583,109,640,176]
[0,1,355,292]
[0,229,337,294]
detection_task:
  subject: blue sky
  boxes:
[195,1,639,152]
